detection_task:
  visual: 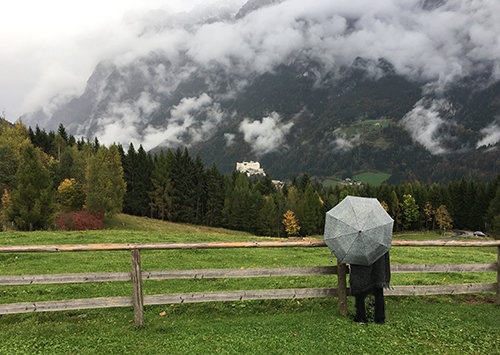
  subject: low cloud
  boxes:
[9,0,500,152]
[400,98,451,155]
[239,112,293,156]
[477,119,500,148]
[96,92,160,147]
[142,93,224,150]
[332,133,360,152]
[224,133,236,147]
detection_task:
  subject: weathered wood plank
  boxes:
[336,261,347,317]
[142,266,339,280]
[497,246,500,304]
[0,266,339,286]
[392,240,500,247]
[391,263,497,273]
[143,288,338,305]
[131,249,144,326]
[0,272,131,285]
[0,240,326,253]
[0,297,133,315]
[385,283,496,296]
[0,239,498,253]
[3,263,495,287]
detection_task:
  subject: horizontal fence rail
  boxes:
[1,239,499,253]
[0,240,498,325]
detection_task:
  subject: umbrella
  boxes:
[323,196,393,266]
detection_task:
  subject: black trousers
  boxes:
[354,287,385,323]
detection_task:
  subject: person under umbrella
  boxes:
[349,251,390,324]
[323,196,393,324]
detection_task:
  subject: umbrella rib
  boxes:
[341,232,362,264]
[348,198,359,231]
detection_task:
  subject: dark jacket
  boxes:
[349,252,391,295]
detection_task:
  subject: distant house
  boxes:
[236,161,266,177]
[272,179,284,189]
[341,177,363,186]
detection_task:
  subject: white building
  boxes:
[236,161,266,177]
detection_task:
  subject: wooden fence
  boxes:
[0,240,499,326]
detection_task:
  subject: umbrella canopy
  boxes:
[323,196,393,266]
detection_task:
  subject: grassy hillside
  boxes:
[354,172,391,186]
[0,215,498,354]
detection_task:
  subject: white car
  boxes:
[473,231,488,237]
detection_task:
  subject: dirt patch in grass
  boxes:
[422,294,496,304]
[454,294,496,304]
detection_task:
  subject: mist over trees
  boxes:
[0,121,499,238]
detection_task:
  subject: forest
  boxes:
[1,120,499,238]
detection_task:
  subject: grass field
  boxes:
[0,215,499,354]
[337,119,392,137]
[353,172,391,186]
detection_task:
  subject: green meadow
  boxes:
[0,214,498,354]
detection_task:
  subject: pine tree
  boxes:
[487,184,500,233]
[193,156,207,225]
[300,184,323,236]
[401,194,419,230]
[389,191,401,231]
[136,145,154,216]
[223,173,251,231]
[85,145,126,217]
[204,164,225,227]
[257,196,277,236]
[9,145,56,230]
[149,151,173,220]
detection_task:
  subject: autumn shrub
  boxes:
[55,211,103,231]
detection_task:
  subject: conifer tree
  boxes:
[389,191,401,231]
[401,194,419,230]
[149,151,173,220]
[85,145,126,217]
[257,196,277,236]
[136,145,154,216]
[223,173,251,231]
[204,164,225,226]
[300,184,323,235]
[193,156,207,224]
[487,184,500,234]
[9,145,56,230]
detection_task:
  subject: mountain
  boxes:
[22,0,500,183]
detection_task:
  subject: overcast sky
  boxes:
[2,0,500,152]
[0,0,231,121]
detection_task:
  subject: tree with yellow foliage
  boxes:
[435,204,453,232]
[282,210,300,237]
[57,178,85,211]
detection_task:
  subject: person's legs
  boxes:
[354,292,368,322]
[373,287,385,324]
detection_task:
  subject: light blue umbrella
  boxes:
[323,196,393,266]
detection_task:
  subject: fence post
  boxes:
[337,260,347,317]
[497,246,500,305]
[131,249,144,325]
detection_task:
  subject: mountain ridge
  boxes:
[22,0,500,183]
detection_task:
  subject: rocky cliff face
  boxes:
[22,0,500,182]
